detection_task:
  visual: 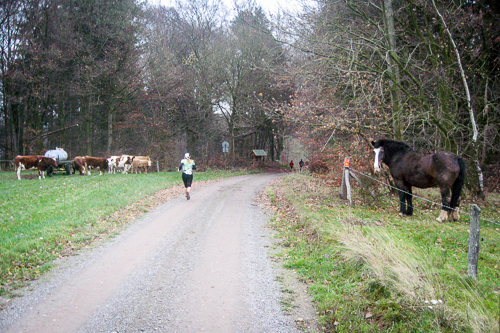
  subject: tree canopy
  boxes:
[1,0,498,186]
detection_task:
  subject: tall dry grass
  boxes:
[326,219,498,332]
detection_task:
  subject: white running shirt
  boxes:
[180,158,195,175]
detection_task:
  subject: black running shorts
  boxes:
[182,173,193,188]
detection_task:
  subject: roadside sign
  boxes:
[344,158,350,168]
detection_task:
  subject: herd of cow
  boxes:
[13,154,152,180]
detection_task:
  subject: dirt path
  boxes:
[0,174,317,333]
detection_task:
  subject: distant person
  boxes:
[179,153,196,200]
[289,160,294,171]
[299,159,304,172]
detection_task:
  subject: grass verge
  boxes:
[266,173,499,332]
[0,169,246,297]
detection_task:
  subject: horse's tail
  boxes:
[450,157,466,209]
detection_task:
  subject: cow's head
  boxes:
[43,157,57,165]
[107,157,116,166]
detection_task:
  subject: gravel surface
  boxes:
[0,174,316,333]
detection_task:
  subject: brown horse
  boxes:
[372,139,466,222]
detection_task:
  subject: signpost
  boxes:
[341,157,352,205]
[468,205,481,280]
[222,141,229,169]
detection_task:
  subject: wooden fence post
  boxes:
[341,157,351,205]
[468,204,481,280]
[156,160,160,173]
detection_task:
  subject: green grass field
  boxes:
[0,169,246,296]
[2,169,499,332]
[267,173,499,333]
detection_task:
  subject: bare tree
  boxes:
[0,0,23,156]
[212,7,292,162]
[281,0,498,195]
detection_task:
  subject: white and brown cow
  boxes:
[84,156,108,176]
[131,156,152,174]
[73,156,86,175]
[117,155,135,174]
[106,155,121,174]
[14,155,57,180]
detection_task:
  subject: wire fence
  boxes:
[0,160,15,171]
[348,167,500,227]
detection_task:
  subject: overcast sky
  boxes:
[154,0,305,16]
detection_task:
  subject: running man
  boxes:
[179,153,196,200]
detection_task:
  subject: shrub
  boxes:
[309,155,330,174]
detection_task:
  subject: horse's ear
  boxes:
[371,141,376,147]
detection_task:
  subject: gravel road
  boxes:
[0,174,314,333]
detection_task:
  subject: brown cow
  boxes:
[14,155,57,180]
[131,156,152,174]
[84,156,108,176]
[73,156,86,175]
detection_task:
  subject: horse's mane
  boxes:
[376,139,415,158]
[384,140,413,152]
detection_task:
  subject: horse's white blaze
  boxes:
[373,148,381,173]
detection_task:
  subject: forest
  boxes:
[1,0,499,193]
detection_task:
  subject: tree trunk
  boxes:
[431,0,485,199]
[8,100,19,156]
[269,133,275,161]
[383,0,403,140]
[86,94,93,156]
[230,131,235,165]
[107,110,113,155]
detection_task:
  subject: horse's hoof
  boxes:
[450,210,460,221]
[436,210,449,222]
